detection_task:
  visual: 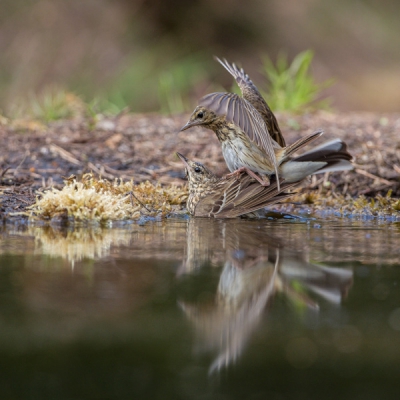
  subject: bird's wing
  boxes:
[194,176,247,218]
[194,174,298,218]
[218,179,298,218]
[199,92,280,180]
[215,57,286,147]
[278,130,324,161]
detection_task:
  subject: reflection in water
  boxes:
[4,226,133,266]
[7,220,399,374]
[32,227,133,266]
[0,218,400,400]
[1,221,354,372]
[4,222,188,267]
[1,219,400,398]
[179,220,353,373]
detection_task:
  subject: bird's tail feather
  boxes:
[293,138,352,162]
[281,130,324,160]
[281,138,353,182]
[293,138,353,173]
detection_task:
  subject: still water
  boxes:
[0,218,400,399]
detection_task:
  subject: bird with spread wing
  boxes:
[181,58,353,190]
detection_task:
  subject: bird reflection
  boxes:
[176,218,224,276]
[178,219,353,373]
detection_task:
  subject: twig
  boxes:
[102,165,149,181]
[358,183,398,196]
[127,191,151,213]
[14,151,29,173]
[6,169,43,179]
[342,182,349,195]
[355,168,393,186]
[12,196,32,204]
[87,162,115,179]
[1,167,10,177]
[49,144,81,165]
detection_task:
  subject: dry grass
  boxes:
[276,188,400,220]
[23,173,188,224]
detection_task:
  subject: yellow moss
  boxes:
[285,189,400,217]
[26,173,188,223]
[353,196,369,209]
[31,226,133,265]
[392,200,400,211]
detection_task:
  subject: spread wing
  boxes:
[194,174,298,218]
[215,57,286,147]
[199,92,280,180]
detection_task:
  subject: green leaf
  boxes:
[260,50,334,112]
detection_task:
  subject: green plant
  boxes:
[260,50,333,112]
[30,89,84,122]
[10,87,85,122]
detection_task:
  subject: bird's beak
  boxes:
[176,152,190,168]
[180,120,199,131]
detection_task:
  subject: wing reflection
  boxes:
[178,219,353,373]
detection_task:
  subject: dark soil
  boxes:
[1,111,400,220]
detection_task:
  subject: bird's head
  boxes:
[180,106,217,131]
[176,153,217,188]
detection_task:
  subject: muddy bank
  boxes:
[1,111,399,221]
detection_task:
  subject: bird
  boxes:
[178,219,354,373]
[215,56,286,147]
[180,58,353,189]
[176,152,298,218]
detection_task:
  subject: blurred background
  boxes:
[1,0,399,116]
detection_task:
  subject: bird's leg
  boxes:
[225,167,246,179]
[226,168,270,186]
[247,171,270,187]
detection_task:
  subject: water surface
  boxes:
[1,218,400,399]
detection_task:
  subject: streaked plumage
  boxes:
[181,95,353,189]
[180,91,281,186]
[177,152,297,218]
[215,57,285,147]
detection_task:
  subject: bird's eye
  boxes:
[197,111,204,119]
[194,167,202,173]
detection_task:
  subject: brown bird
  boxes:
[180,59,353,189]
[177,152,298,218]
[215,57,285,147]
